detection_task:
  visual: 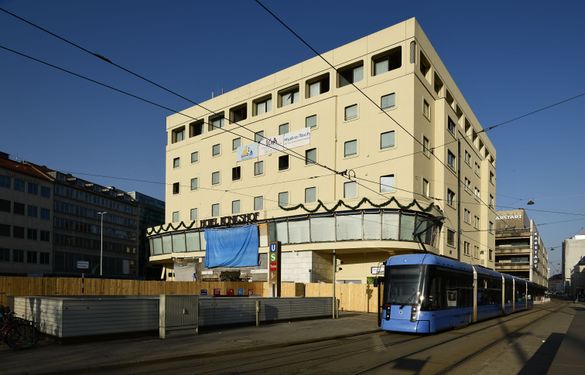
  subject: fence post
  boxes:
[255,300,261,327]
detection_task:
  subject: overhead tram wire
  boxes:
[0,7,404,203]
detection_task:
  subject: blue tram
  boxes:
[380,253,537,334]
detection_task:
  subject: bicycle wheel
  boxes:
[4,322,38,350]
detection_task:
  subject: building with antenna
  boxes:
[147,18,497,283]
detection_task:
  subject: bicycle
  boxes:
[0,307,39,350]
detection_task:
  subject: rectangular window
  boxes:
[190,178,198,191]
[171,126,185,143]
[40,230,50,242]
[211,203,220,217]
[447,189,455,206]
[381,93,396,109]
[305,187,316,203]
[232,200,240,214]
[380,175,395,193]
[27,228,37,240]
[212,171,220,185]
[173,157,180,168]
[190,208,198,221]
[464,241,470,256]
[464,178,471,192]
[172,182,180,194]
[372,46,402,76]
[0,199,10,212]
[254,161,264,176]
[305,115,317,129]
[380,131,395,149]
[422,178,430,198]
[254,96,272,115]
[464,209,470,224]
[40,252,49,264]
[423,99,431,120]
[27,182,38,195]
[490,171,495,184]
[344,140,357,157]
[13,226,24,238]
[189,120,204,137]
[344,104,358,121]
[229,103,247,123]
[305,148,316,165]
[278,192,289,207]
[13,202,25,215]
[420,52,431,79]
[13,249,24,263]
[489,221,494,234]
[447,150,456,169]
[232,137,241,151]
[14,179,25,192]
[279,86,300,107]
[254,196,264,210]
[278,155,289,171]
[254,131,264,143]
[464,150,471,165]
[447,229,455,247]
[489,194,494,208]
[0,248,10,262]
[212,144,221,157]
[40,208,50,220]
[279,123,289,135]
[338,62,364,87]
[232,166,241,181]
[191,151,199,163]
[27,205,38,218]
[423,136,430,157]
[0,175,10,188]
[448,117,456,134]
[208,114,225,131]
[172,211,180,222]
[41,186,51,198]
[306,73,330,98]
[344,181,357,199]
[0,224,10,237]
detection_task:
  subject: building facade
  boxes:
[148,18,497,283]
[562,230,585,297]
[495,209,548,288]
[0,153,53,275]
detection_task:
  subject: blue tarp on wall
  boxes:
[204,225,259,268]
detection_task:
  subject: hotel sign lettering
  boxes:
[199,212,259,228]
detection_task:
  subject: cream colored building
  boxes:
[147,18,497,283]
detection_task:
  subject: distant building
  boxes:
[0,151,163,278]
[547,274,563,295]
[0,153,54,275]
[147,18,497,283]
[128,191,165,279]
[571,258,585,300]
[562,230,585,297]
[495,209,548,288]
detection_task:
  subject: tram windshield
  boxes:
[383,265,423,305]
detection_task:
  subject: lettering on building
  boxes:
[199,212,259,228]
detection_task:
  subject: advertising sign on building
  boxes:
[236,143,259,162]
[237,128,311,161]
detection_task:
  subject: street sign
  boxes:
[76,261,89,270]
[268,241,281,297]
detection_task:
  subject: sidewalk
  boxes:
[0,312,379,375]
[547,304,585,375]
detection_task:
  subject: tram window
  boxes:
[423,266,473,310]
[477,274,502,305]
[447,290,457,307]
[504,278,513,304]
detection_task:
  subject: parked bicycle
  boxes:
[0,306,38,350]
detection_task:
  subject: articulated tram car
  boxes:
[380,254,538,334]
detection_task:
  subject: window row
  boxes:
[0,175,51,198]
[0,224,50,241]
[0,199,51,219]
[0,247,50,264]
[54,185,137,215]
[54,233,137,254]
[54,200,137,228]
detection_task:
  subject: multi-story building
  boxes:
[147,18,497,283]
[0,152,53,275]
[128,191,165,279]
[562,230,585,297]
[495,209,548,288]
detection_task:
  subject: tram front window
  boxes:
[384,265,423,305]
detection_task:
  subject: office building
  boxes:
[147,18,497,283]
[562,230,585,296]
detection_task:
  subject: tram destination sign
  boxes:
[199,212,259,228]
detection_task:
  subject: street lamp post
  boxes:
[98,211,107,276]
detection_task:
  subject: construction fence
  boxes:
[0,277,381,313]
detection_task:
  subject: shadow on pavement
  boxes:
[517,332,564,375]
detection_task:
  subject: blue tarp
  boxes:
[204,225,259,268]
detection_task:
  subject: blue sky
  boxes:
[1,0,584,273]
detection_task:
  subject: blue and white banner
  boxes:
[204,225,259,268]
[236,143,259,162]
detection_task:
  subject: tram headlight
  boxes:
[410,304,418,322]
[384,304,391,320]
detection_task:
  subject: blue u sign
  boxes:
[270,243,277,252]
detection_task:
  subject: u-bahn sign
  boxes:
[269,241,281,297]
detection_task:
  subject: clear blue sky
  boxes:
[1,0,584,274]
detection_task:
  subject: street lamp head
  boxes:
[526,200,535,206]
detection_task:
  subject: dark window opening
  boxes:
[172,182,180,195]
[433,73,443,95]
[171,126,185,143]
[278,155,289,171]
[338,62,364,87]
[372,46,402,76]
[420,52,431,79]
[306,73,330,98]
[232,166,241,181]
[189,120,204,137]
[229,104,247,123]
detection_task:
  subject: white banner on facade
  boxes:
[258,128,311,156]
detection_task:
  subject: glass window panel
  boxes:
[186,232,201,251]
[344,181,357,198]
[190,208,198,221]
[172,233,186,253]
[254,196,263,210]
[380,131,395,149]
[276,222,289,244]
[382,212,399,240]
[375,59,389,75]
[232,200,240,214]
[278,192,289,207]
[345,104,357,120]
[191,152,198,163]
[309,82,320,97]
[400,214,416,241]
[305,187,316,203]
[232,138,241,150]
[305,115,317,129]
[152,237,163,255]
[380,175,395,193]
[200,231,206,250]
[279,123,289,135]
[162,234,173,254]
[381,93,396,109]
[353,65,364,82]
[344,140,357,157]
[288,220,310,244]
[363,213,382,240]
[336,214,362,240]
[310,217,335,242]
